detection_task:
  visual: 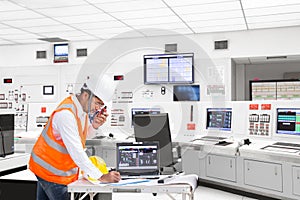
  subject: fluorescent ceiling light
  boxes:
[54,13,114,24]
[241,0,300,9]
[0,10,43,20]
[188,18,245,27]
[86,0,138,3]
[94,0,166,13]
[124,16,181,26]
[23,25,75,33]
[181,10,243,22]
[248,20,300,29]
[13,0,88,9]
[0,28,29,35]
[164,0,238,7]
[40,30,89,38]
[133,22,188,29]
[3,18,61,28]
[192,24,247,33]
[83,27,133,34]
[0,1,25,11]
[1,33,39,40]
[71,21,126,30]
[37,5,100,17]
[109,8,174,20]
[247,13,300,23]
[172,1,241,15]
[12,39,46,44]
[245,4,300,17]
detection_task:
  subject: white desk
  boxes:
[68,177,197,200]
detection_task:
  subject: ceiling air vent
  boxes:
[77,48,88,57]
[36,50,47,59]
[214,40,228,50]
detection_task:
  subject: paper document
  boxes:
[163,174,198,192]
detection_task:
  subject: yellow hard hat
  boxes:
[89,156,109,174]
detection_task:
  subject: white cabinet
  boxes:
[292,166,300,196]
[244,159,282,192]
[182,149,200,175]
[206,154,236,182]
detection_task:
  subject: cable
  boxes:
[0,126,6,158]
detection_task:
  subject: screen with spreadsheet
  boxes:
[144,53,194,84]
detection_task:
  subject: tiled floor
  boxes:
[112,185,258,200]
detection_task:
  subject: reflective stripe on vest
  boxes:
[31,152,78,177]
[41,122,68,154]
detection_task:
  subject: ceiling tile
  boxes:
[0,33,40,40]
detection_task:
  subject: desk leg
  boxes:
[182,193,186,200]
[70,192,74,200]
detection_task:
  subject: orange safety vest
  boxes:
[29,96,88,185]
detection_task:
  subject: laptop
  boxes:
[116,142,160,179]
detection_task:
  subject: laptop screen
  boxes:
[116,142,160,176]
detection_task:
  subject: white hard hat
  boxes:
[85,74,115,105]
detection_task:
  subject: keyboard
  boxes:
[273,142,300,148]
[199,136,227,141]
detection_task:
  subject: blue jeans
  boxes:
[36,176,70,200]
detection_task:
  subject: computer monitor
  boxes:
[276,108,300,136]
[0,114,14,157]
[173,85,200,101]
[116,142,160,176]
[206,108,232,131]
[144,53,194,84]
[131,107,160,127]
[133,113,173,168]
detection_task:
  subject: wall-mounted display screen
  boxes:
[54,43,68,63]
[173,85,200,101]
[206,108,232,131]
[250,79,300,100]
[144,53,194,84]
[131,107,160,127]
[276,108,300,136]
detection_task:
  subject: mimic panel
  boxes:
[248,103,272,137]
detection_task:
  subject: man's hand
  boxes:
[92,110,108,129]
[99,171,121,183]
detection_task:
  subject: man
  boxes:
[29,75,120,200]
